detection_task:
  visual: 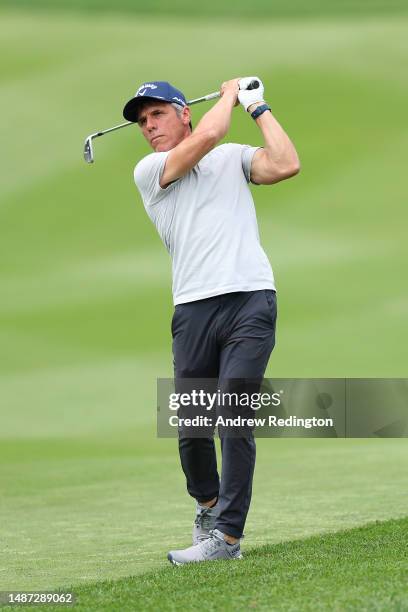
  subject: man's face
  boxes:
[137,101,190,152]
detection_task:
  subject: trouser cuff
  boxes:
[214,522,243,539]
[195,493,219,505]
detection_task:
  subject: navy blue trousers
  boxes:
[172,289,277,538]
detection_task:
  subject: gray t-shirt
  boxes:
[134,142,275,305]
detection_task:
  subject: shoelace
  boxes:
[198,530,223,554]
[194,506,214,531]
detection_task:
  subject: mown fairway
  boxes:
[1,5,407,609]
[36,517,408,611]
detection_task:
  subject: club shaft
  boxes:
[90,92,220,139]
[187,91,220,105]
[90,121,133,139]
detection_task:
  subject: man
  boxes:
[123,77,300,565]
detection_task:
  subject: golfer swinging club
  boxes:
[122,77,300,564]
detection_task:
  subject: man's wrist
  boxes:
[247,101,266,113]
[221,90,239,106]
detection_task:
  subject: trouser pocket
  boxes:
[264,290,277,326]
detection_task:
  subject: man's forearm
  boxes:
[194,93,236,143]
[250,102,300,171]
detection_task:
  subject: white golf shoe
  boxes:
[168,529,243,565]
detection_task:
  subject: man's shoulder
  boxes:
[134,150,168,173]
[208,143,260,184]
[134,150,169,185]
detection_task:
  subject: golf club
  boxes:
[83,79,260,163]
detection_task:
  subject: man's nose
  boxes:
[146,116,156,131]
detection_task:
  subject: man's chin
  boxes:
[154,143,172,152]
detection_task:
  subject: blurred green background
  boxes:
[1,0,407,593]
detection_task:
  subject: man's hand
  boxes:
[238,76,265,112]
[220,79,241,107]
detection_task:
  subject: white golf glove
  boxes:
[238,76,265,112]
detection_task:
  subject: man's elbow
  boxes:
[283,160,301,179]
[194,128,219,148]
[265,161,300,185]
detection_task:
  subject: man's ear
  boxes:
[182,106,191,126]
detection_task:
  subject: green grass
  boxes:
[1,6,408,609]
[1,436,407,593]
[3,517,407,611]
[71,516,408,612]
[72,516,408,611]
[1,0,408,19]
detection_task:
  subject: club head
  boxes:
[83,137,94,163]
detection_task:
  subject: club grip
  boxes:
[246,79,260,90]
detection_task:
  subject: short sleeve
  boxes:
[241,145,262,184]
[134,151,172,206]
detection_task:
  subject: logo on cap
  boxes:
[137,83,158,96]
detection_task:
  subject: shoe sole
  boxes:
[168,553,182,566]
[168,552,243,566]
